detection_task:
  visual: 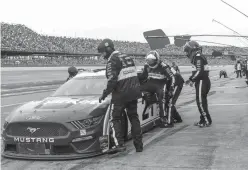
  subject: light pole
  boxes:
[212,19,248,45]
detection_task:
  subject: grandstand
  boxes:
[1,22,247,66]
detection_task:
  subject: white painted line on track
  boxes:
[186,103,248,107]
[1,85,59,92]
[1,102,27,108]
[1,89,56,97]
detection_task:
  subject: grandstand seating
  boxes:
[1,22,246,66]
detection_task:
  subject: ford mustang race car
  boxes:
[2,69,161,160]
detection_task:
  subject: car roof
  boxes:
[74,69,106,79]
[74,67,143,79]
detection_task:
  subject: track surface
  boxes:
[1,65,248,170]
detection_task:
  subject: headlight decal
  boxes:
[3,121,9,130]
[71,121,84,129]
[70,116,103,129]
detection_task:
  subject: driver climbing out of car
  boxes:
[66,66,78,81]
[97,38,143,154]
[138,50,176,128]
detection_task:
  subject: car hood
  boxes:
[6,96,110,123]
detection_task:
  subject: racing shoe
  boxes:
[107,144,126,154]
[198,121,211,128]
[194,119,204,126]
[159,117,168,128]
[135,145,143,152]
[173,118,183,123]
[160,122,174,128]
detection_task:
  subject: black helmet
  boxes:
[68,66,78,77]
[145,50,161,68]
[97,38,115,59]
[183,40,202,58]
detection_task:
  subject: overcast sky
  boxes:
[1,0,248,47]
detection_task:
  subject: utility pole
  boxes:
[220,0,248,19]
[212,19,248,45]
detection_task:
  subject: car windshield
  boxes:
[52,77,106,97]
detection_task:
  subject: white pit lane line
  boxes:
[1,102,27,108]
[186,103,248,107]
[128,128,168,155]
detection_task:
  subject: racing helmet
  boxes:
[68,66,78,77]
[97,38,115,59]
[145,50,161,68]
[183,40,202,58]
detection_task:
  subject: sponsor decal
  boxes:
[26,116,43,120]
[197,60,201,66]
[14,137,54,143]
[99,135,109,152]
[27,127,40,134]
[80,129,86,136]
[123,69,135,74]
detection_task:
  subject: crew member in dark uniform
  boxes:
[97,38,143,153]
[139,50,176,128]
[184,41,212,127]
[66,66,78,81]
[168,65,184,123]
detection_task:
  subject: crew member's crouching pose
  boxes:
[184,41,212,127]
[139,50,175,128]
[219,70,227,78]
[97,38,143,153]
[167,65,185,123]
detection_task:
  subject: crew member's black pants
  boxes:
[195,78,212,124]
[236,70,242,78]
[170,84,183,122]
[140,81,171,122]
[110,100,143,149]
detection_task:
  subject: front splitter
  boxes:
[2,151,104,161]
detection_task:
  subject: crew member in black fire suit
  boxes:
[168,64,185,123]
[139,50,176,128]
[97,38,143,153]
[172,62,180,74]
[66,66,78,81]
[244,59,248,79]
[219,70,227,78]
[184,41,212,127]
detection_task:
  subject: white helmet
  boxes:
[145,50,160,68]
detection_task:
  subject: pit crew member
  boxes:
[184,41,212,127]
[97,38,143,153]
[245,59,248,84]
[235,60,242,78]
[139,50,176,128]
[219,70,228,78]
[172,62,180,74]
[66,66,78,81]
[168,64,185,123]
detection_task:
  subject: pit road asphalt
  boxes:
[1,65,248,170]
